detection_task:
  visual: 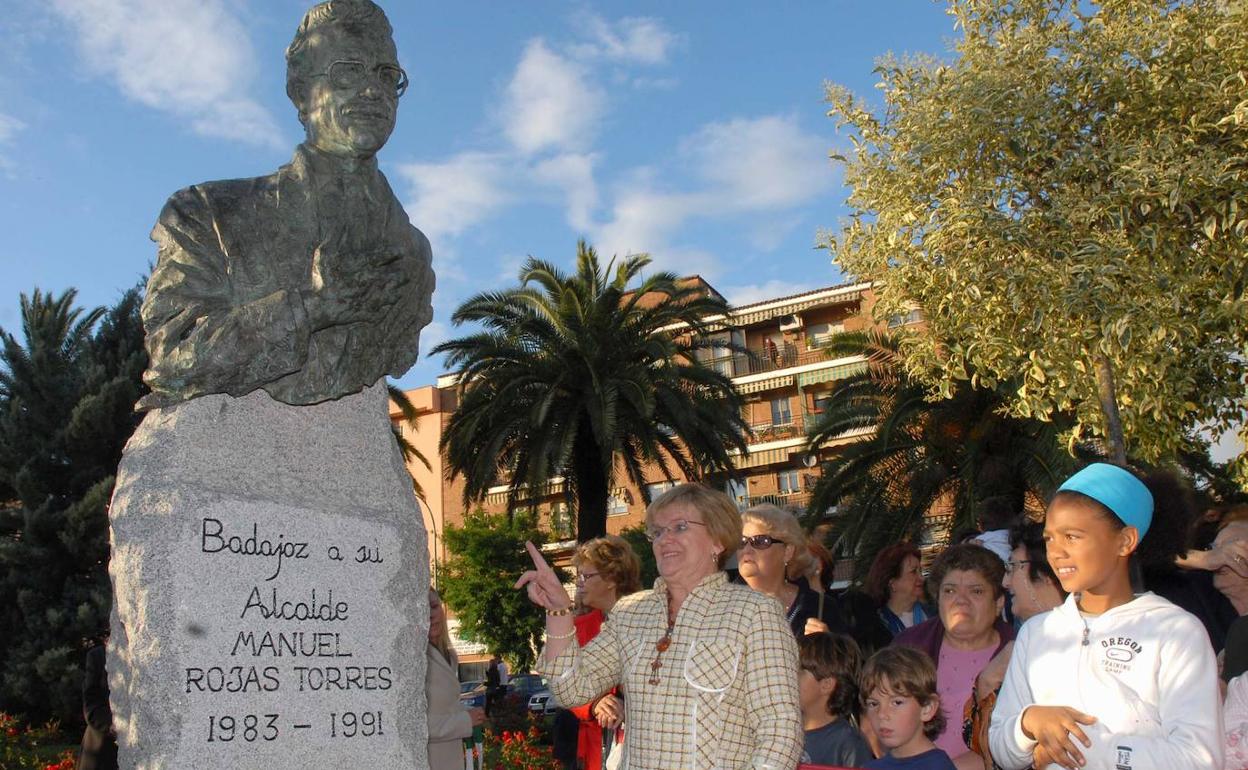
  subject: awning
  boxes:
[797,361,867,388]
[732,446,799,470]
[732,291,864,327]
[736,375,794,395]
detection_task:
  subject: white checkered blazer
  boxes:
[539,572,802,770]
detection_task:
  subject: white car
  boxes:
[527,688,558,714]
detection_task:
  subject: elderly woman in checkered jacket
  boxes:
[517,483,803,769]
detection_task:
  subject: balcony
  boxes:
[740,491,812,513]
[704,341,831,378]
[747,413,807,444]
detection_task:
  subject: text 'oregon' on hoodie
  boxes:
[988,591,1223,770]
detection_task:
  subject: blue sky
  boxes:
[0,0,955,389]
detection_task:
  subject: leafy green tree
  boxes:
[824,0,1248,479]
[438,510,568,671]
[805,330,1070,569]
[618,525,658,589]
[0,286,147,722]
[434,240,749,541]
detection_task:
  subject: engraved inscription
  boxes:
[180,510,397,755]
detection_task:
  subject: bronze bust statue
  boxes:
[139,0,434,409]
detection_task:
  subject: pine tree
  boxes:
[0,286,147,722]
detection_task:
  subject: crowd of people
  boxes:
[486,463,1246,770]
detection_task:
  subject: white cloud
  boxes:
[533,153,599,232]
[398,152,512,248]
[570,16,681,65]
[720,279,819,307]
[683,115,835,210]
[50,0,283,147]
[590,115,835,276]
[502,39,603,155]
[593,186,699,262]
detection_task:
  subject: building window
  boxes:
[806,322,844,349]
[770,396,792,426]
[645,481,676,502]
[699,331,737,377]
[888,309,923,328]
[551,503,575,539]
[607,495,629,516]
[777,470,801,495]
[812,393,834,414]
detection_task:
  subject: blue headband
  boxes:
[1057,463,1153,538]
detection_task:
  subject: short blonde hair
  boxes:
[572,535,642,596]
[741,504,814,580]
[646,483,742,567]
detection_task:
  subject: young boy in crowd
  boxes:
[860,647,955,770]
[799,632,874,767]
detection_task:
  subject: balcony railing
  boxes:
[740,491,812,513]
[703,342,831,378]
[747,413,806,444]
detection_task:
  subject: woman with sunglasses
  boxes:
[739,504,842,637]
[565,535,641,770]
[517,483,802,769]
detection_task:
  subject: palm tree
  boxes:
[387,383,430,501]
[433,240,749,541]
[0,288,104,506]
[804,329,1071,571]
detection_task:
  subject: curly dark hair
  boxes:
[1050,467,1195,569]
[864,542,922,606]
[799,632,864,720]
[1008,520,1060,589]
[926,543,1005,600]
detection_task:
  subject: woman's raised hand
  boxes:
[514,540,573,612]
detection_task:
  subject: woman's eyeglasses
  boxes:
[575,571,600,584]
[740,534,785,550]
[644,519,706,542]
[1005,560,1031,574]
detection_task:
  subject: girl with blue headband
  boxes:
[988,463,1222,770]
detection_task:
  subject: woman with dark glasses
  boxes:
[518,483,802,769]
[739,504,844,637]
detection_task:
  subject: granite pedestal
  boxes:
[107,384,428,769]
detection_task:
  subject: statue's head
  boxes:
[286,0,404,159]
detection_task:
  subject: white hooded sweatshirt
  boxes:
[989,592,1222,770]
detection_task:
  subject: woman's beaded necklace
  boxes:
[648,592,679,685]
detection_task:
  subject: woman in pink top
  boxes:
[892,544,1013,770]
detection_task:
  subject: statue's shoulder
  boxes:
[165,169,283,209]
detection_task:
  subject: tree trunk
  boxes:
[573,425,610,542]
[1093,351,1128,465]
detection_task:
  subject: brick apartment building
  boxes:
[391,277,914,664]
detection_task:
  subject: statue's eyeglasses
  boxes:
[317,60,408,98]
